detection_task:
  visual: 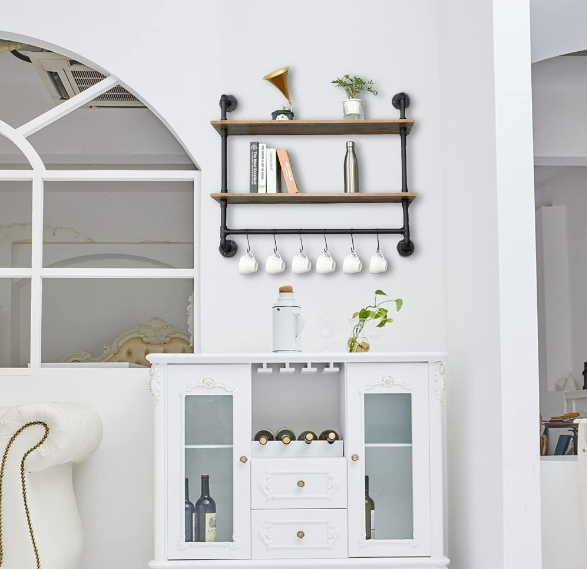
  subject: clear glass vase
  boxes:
[347,318,370,353]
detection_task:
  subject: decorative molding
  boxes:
[360,374,414,394]
[62,317,191,364]
[180,376,237,397]
[149,365,163,402]
[258,470,340,501]
[433,361,446,403]
[258,519,339,550]
[176,535,240,550]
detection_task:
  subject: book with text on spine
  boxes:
[258,143,267,193]
[266,148,281,193]
[277,148,299,194]
[249,142,259,193]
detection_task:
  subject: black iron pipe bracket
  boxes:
[217,92,416,257]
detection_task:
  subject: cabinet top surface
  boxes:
[147,352,446,365]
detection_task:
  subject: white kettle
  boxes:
[272,285,304,352]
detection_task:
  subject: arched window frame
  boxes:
[0,75,200,368]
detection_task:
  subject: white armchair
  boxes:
[0,403,102,569]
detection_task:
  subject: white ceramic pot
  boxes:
[343,98,364,120]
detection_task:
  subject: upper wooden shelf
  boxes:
[210,119,414,136]
[210,192,416,204]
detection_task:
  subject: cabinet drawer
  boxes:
[252,458,347,509]
[252,509,347,559]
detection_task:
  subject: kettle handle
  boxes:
[294,312,305,339]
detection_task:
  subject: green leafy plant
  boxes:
[331,75,378,99]
[348,290,403,352]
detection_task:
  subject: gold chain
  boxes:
[0,421,49,569]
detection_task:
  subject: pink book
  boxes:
[277,149,299,194]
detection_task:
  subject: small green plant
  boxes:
[348,290,403,352]
[332,75,378,99]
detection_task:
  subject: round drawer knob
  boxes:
[239,456,248,464]
[351,454,359,462]
[297,530,305,539]
[297,480,305,488]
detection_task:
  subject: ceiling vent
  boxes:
[27,51,145,108]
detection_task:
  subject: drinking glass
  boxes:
[319,317,335,351]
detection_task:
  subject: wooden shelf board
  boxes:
[210,192,416,204]
[211,119,414,136]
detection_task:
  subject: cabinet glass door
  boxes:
[347,363,431,557]
[167,365,251,560]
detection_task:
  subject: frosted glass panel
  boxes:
[185,395,233,445]
[365,446,413,540]
[184,395,233,544]
[185,448,233,543]
[365,393,412,444]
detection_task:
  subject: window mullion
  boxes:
[29,174,44,368]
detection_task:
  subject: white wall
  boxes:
[440,0,541,567]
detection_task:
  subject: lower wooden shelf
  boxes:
[210,192,416,205]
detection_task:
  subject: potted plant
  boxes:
[331,74,378,119]
[348,290,402,353]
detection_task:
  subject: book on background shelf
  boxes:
[249,142,259,193]
[266,148,281,193]
[258,143,267,193]
[277,148,299,194]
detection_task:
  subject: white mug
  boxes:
[266,250,286,274]
[316,250,336,274]
[343,249,363,274]
[292,250,311,274]
[239,250,259,275]
[369,250,388,274]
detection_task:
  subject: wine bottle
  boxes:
[298,430,318,444]
[319,429,340,444]
[276,428,295,445]
[195,475,216,542]
[184,477,195,542]
[365,475,375,540]
[254,429,274,445]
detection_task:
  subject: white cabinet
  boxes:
[148,353,448,569]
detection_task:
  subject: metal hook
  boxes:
[376,233,380,252]
[350,232,355,253]
[246,233,251,253]
[299,231,304,253]
[323,231,329,253]
[273,233,278,253]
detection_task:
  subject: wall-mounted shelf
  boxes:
[211,119,414,136]
[210,192,417,205]
[214,92,416,258]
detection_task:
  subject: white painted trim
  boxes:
[29,175,44,367]
[17,76,119,138]
[39,268,195,279]
[0,120,45,171]
[193,173,201,353]
[42,170,198,181]
[0,269,33,278]
[0,170,34,181]
[149,352,447,365]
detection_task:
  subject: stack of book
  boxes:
[250,143,299,194]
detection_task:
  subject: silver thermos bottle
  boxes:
[344,141,359,193]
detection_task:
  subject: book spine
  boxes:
[258,143,267,193]
[277,148,299,194]
[266,148,279,194]
[250,142,259,193]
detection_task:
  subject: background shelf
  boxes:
[210,192,416,205]
[211,119,414,136]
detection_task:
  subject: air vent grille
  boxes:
[71,69,141,105]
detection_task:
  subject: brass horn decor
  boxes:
[263,66,295,120]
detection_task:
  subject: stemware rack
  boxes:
[212,92,418,258]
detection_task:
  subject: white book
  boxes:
[258,143,267,193]
[266,148,281,193]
